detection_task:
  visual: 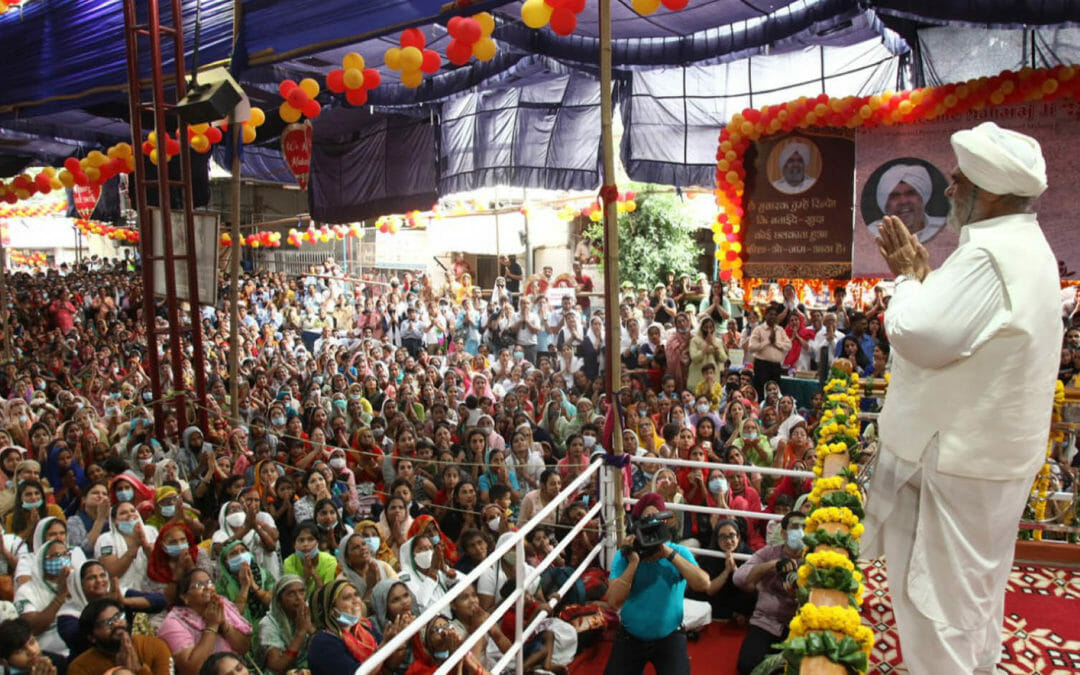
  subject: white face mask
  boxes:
[226,512,247,529]
[329,457,346,470]
[414,549,434,569]
[487,516,501,532]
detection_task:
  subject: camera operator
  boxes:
[604,493,709,675]
[733,511,806,675]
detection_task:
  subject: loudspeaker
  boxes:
[176,67,244,125]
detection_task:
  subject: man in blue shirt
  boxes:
[835,311,875,364]
[605,493,710,675]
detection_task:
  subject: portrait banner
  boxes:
[743,129,855,280]
[853,100,1080,279]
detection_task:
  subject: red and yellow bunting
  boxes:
[75,218,139,244]
[8,249,47,266]
[714,64,1080,282]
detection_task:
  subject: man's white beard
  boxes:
[945,196,965,234]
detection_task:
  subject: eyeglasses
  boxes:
[188,580,213,591]
[718,533,739,541]
[96,612,125,629]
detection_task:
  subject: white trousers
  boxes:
[863,441,1031,675]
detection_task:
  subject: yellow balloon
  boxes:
[190,135,210,153]
[475,12,495,36]
[401,68,423,89]
[473,37,496,62]
[521,0,553,28]
[299,78,320,99]
[399,46,423,73]
[342,52,366,71]
[631,0,661,14]
[87,150,107,167]
[343,68,364,90]
[242,125,257,144]
[190,123,210,134]
[384,47,402,71]
[250,107,266,127]
[279,102,302,124]
[148,131,157,144]
[58,170,75,189]
[85,166,101,182]
[49,178,62,190]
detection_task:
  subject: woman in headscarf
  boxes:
[13,537,73,658]
[353,518,399,571]
[665,312,694,393]
[5,479,64,541]
[258,574,316,674]
[554,397,591,446]
[252,459,282,503]
[282,521,338,594]
[143,521,215,604]
[43,441,86,517]
[214,539,274,625]
[144,485,204,538]
[406,613,490,675]
[369,579,416,638]
[406,515,458,567]
[0,459,52,520]
[211,494,283,581]
[13,515,83,588]
[158,568,252,675]
[477,448,520,506]
[399,534,457,617]
[96,500,157,593]
[377,495,413,556]
[107,473,154,509]
[308,579,410,675]
[56,559,167,660]
[336,531,397,609]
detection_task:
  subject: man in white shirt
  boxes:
[864,122,1060,675]
[512,298,541,364]
[809,312,844,378]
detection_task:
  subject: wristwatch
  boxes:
[666,549,677,563]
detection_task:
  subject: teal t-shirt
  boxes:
[609,542,695,640]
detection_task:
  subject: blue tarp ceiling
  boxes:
[0,0,1078,218]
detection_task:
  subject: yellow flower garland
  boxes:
[788,604,875,656]
[1032,381,1066,540]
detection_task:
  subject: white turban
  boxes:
[778,141,811,169]
[950,121,1047,197]
[876,164,932,212]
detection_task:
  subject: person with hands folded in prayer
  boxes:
[604,492,709,675]
[68,598,172,675]
[0,618,60,675]
[158,568,252,675]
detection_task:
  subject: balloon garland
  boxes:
[713,64,1080,282]
[384,29,441,89]
[446,12,497,65]
[8,250,46,267]
[521,0,586,36]
[279,79,322,123]
[326,52,382,106]
[75,218,139,243]
[631,0,690,15]
[0,143,136,205]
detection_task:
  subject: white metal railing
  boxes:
[356,457,607,675]
[628,453,816,480]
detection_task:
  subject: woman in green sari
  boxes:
[257,574,316,675]
[215,539,276,624]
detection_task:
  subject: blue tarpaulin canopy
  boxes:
[0,0,1077,219]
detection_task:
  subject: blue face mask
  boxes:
[429,534,441,546]
[364,536,381,554]
[142,392,152,402]
[786,528,805,551]
[115,489,135,503]
[227,551,253,572]
[318,520,336,531]
[160,504,176,518]
[305,547,320,559]
[432,650,450,660]
[271,416,285,426]
[22,500,43,510]
[708,478,728,494]
[116,519,137,536]
[336,610,361,627]
[44,555,71,576]
[164,543,188,558]
[743,432,758,442]
[334,400,347,411]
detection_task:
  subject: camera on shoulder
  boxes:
[623,510,674,558]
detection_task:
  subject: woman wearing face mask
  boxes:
[13,516,83,590]
[257,575,315,674]
[409,614,490,675]
[144,522,214,605]
[56,559,166,660]
[308,579,412,675]
[144,486,203,537]
[6,480,64,541]
[337,531,397,610]
[406,514,458,568]
[630,452,662,499]
[13,538,74,659]
[107,475,153,510]
[314,498,351,554]
[352,519,398,571]
[158,568,252,675]
[399,534,456,617]
[96,501,156,592]
[283,522,338,594]
[214,540,274,624]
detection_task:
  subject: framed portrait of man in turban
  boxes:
[860,158,950,244]
[767,137,822,195]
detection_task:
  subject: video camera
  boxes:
[623,510,674,557]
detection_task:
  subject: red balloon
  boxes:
[458,18,482,44]
[34,173,51,190]
[99,164,115,182]
[278,79,298,98]
[549,7,576,36]
[73,172,89,187]
[363,69,381,90]
[286,87,309,109]
[661,0,689,9]
[141,141,155,156]
[720,269,733,281]
[302,99,322,118]
[420,49,442,75]
[400,28,426,49]
[447,16,465,40]
[562,0,586,13]
[64,157,81,172]
[205,126,223,144]
[165,138,181,156]
[111,157,128,174]
[327,69,346,93]
[446,39,472,66]
[725,250,738,262]
[346,87,369,106]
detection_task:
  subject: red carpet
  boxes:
[571,562,1080,674]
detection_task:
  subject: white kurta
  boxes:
[865,214,1058,674]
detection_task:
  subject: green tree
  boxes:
[585,190,702,289]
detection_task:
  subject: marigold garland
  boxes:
[712,64,1080,282]
[789,604,875,656]
[1031,381,1067,540]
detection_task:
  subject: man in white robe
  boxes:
[864,122,1061,675]
[772,141,817,194]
